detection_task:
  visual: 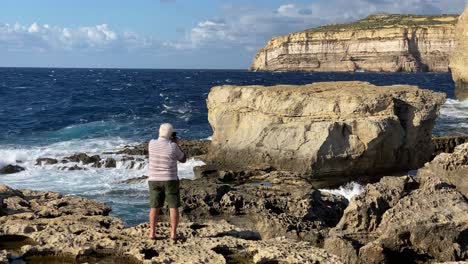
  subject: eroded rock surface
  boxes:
[432,135,468,158]
[0,185,344,263]
[180,171,349,245]
[419,143,468,197]
[207,81,445,184]
[324,174,468,263]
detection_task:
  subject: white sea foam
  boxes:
[320,182,364,201]
[0,138,204,197]
[440,98,468,119]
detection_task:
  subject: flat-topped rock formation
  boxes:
[251,14,458,72]
[207,81,445,183]
[450,2,468,100]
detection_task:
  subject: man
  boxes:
[148,123,186,240]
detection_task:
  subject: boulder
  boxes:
[64,153,100,166]
[450,1,468,100]
[35,158,58,165]
[207,82,445,184]
[0,165,25,174]
[419,143,468,197]
[333,176,416,234]
[325,174,468,263]
[103,158,116,168]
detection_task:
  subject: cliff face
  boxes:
[251,14,458,72]
[450,2,468,100]
[207,81,446,181]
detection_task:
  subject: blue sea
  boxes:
[0,68,466,225]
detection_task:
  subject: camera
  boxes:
[171,132,177,140]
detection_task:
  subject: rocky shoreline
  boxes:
[1,136,467,263]
[2,5,468,264]
[0,140,468,263]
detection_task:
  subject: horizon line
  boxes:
[0,66,249,71]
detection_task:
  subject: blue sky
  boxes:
[0,0,466,69]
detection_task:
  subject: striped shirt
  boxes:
[148,137,185,181]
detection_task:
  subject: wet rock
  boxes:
[103,158,116,168]
[58,165,87,171]
[118,176,148,184]
[69,165,87,171]
[121,156,135,161]
[35,158,58,166]
[64,153,100,166]
[126,161,145,170]
[116,142,148,156]
[114,139,210,159]
[0,165,25,174]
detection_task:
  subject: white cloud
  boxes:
[0,22,160,52]
[0,0,465,58]
[169,0,466,52]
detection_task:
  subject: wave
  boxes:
[0,138,204,197]
[440,98,468,119]
[436,98,468,135]
[320,182,364,201]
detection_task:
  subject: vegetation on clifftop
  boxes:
[305,13,459,33]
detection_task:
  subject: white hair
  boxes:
[159,123,174,139]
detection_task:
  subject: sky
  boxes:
[0,0,466,69]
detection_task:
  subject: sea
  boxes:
[0,68,466,226]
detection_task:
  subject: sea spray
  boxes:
[320,182,365,200]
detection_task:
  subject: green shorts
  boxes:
[148,180,181,208]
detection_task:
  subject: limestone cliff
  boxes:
[450,2,468,100]
[251,14,458,72]
[207,81,446,181]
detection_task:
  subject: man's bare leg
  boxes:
[169,208,179,239]
[149,208,160,239]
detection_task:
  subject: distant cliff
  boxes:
[251,14,458,72]
[450,2,468,100]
